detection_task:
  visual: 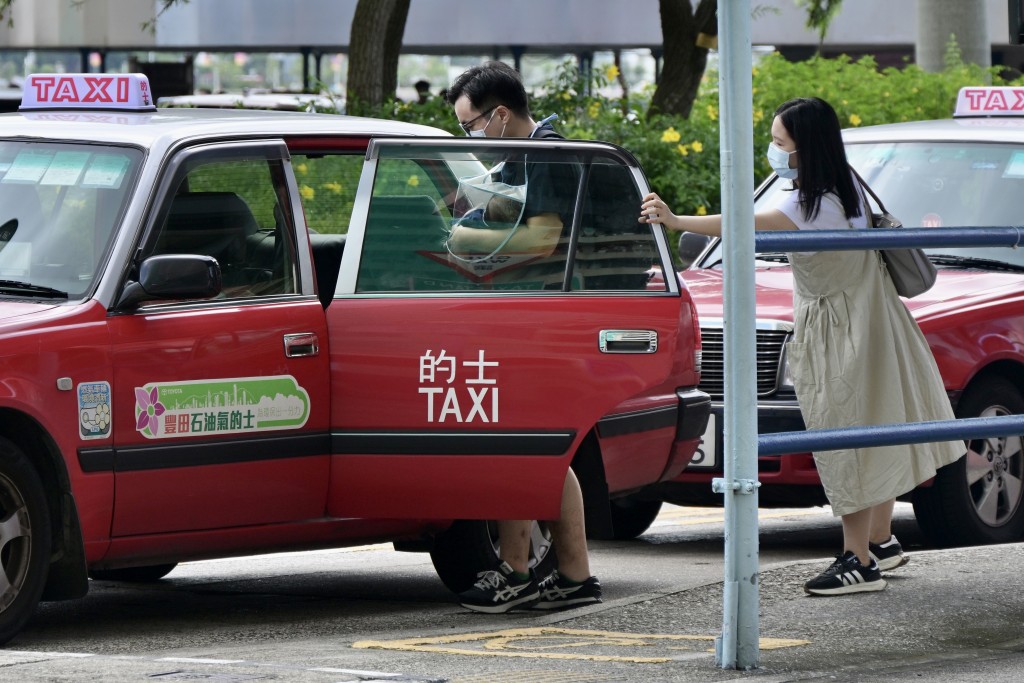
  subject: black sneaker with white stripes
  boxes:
[803,551,886,596]
[532,570,602,610]
[458,560,539,613]
[869,534,909,571]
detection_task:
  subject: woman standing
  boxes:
[640,97,964,596]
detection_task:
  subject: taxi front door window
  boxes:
[147,157,298,298]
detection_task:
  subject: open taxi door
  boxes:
[325,137,685,521]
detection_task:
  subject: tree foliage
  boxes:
[796,0,844,50]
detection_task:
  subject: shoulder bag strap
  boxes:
[848,166,889,215]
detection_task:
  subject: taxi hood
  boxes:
[679,266,1024,325]
[0,300,61,324]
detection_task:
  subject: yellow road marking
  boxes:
[353,627,809,664]
[654,507,827,526]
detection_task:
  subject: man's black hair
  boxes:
[775,97,861,223]
[446,61,531,118]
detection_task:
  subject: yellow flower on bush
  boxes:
[676,144,689,156]
[753,109,764,123]
[849,114,862,127]
[300,185,315,201]
[696,205,708,216]
[322,182,342,194]
[661,127,681,143]
[587,100,601,118]
[706,105,718,121]
[604,64,620,80]
[562,92,573,101]
[752,67,759,77]
[407,175,420,187]
[691,141,704,153]
[295,163,308,175]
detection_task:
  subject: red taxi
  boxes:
[668,86,1024,549]
[0,74,708,642]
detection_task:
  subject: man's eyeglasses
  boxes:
[459,107,496,135]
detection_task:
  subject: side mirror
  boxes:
[678,232,711,269]
[117,254,222,309]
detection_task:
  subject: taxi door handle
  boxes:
[283,332,319,358]
[599,330,658,354]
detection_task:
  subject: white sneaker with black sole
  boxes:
[458,561,539,613]
[869,534,909,571]
[803,551,886,596]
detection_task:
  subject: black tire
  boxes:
[0,437,52,645]
[429,520,558,593]
[609,497,662,540]
[912,377,1024,547]
[89,563,177,583]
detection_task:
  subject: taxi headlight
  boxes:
[778,342,794,391]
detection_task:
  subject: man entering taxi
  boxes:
[445,61,602,613]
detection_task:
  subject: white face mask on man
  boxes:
[466,109,501,138]
[766,142,798,180]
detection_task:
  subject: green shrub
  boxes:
[384,52,1019,219]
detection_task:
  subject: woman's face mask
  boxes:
[767,142,798,180]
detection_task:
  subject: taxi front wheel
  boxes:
[429,520,558,593]
[0,437,51,645]
[913,377,1024,547]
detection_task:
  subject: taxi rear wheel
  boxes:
[429,520,557,594]
[913,377,1024,547]
[0,437,51,645]
[89,564,177,582]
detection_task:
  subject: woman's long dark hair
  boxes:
[775,97,862,222]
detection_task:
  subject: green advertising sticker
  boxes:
[134,375,310,439]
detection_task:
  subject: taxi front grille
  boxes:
[697,326,791,398]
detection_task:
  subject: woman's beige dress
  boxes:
[778,189,965,516]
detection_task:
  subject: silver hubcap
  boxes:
[0,473,32,611]
[966,405,1024,527]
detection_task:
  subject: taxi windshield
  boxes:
[703,140,1024,270]
[0,140,142,299]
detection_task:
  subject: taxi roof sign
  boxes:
[954,86,1024,117]
[20,73,155,112]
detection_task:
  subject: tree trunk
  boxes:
[347,0,411,114]
[915,0,990,72]
[648,0,717,119]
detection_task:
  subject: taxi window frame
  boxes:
[115,139,315,314]
[337,137,677,297]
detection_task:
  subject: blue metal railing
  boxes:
[754,226,1024,252]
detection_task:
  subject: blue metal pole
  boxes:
[715,0,759,670]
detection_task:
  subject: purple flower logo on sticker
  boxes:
[135,387,165,436]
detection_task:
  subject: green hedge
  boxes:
[381,51,1018,218]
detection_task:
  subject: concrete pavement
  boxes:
[530,541,1024,681]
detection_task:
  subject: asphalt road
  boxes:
[5,502,1008,683]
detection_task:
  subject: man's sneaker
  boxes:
[803,551,886,596]
[869,535,909,571]
[458,561,539,613]
[532,570,603,610]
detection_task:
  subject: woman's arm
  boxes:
[639,192,797,235]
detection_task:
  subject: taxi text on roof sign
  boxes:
[954,86,1024,117]
[20,73,155,112]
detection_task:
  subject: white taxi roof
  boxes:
[0,106,450,152]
